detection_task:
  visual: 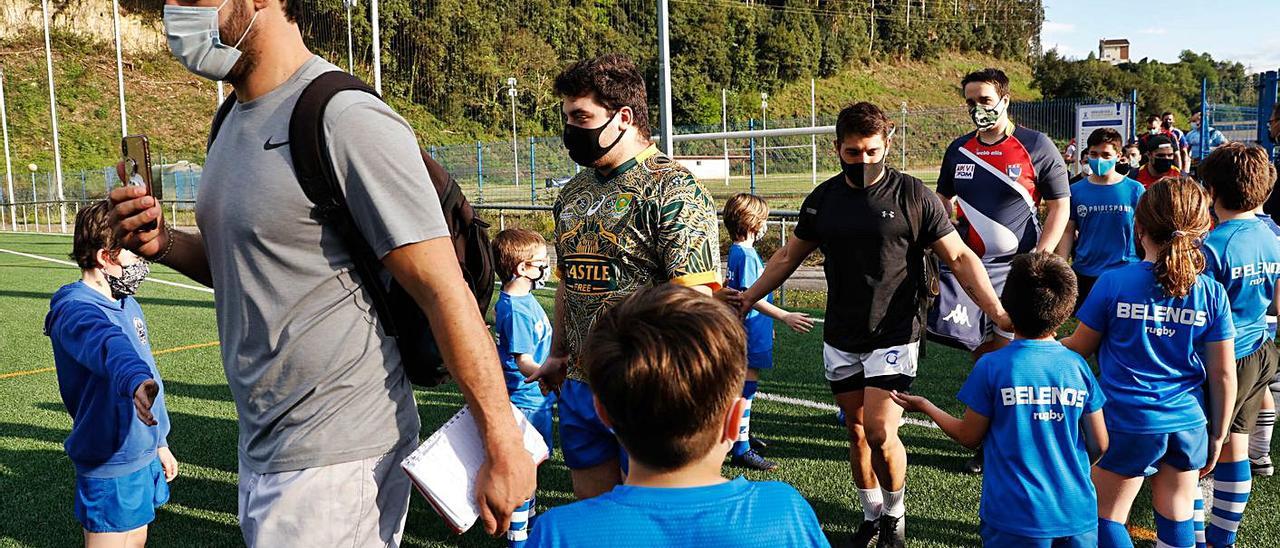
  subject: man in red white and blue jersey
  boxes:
[929,68,1072,361]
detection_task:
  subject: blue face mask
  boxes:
[163,0,259,81]
[1088,157,1117,177]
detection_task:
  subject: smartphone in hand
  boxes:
[121,135,159,231]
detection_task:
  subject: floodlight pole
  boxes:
[344,0,356,73]
[656,0,674,154]
[0,68,14,231]
[111,0,127,136]
[371,0,382,94]
[40,0,66,232]
[508,77,519,187]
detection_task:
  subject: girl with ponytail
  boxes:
[1063,177,1238,548]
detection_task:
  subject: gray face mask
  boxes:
[105,262,150,300]
[163,0,259,81]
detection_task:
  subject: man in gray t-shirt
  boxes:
[110,2,533,545]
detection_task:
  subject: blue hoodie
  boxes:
[45,281,169,478]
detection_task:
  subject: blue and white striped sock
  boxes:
[507,497,535,547]
[1154,510,1194,548]
[1193,494,1206,548]
[732,380,758,457]
[1206,459,1252,547]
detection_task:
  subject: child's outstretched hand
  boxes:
[525,355,568,396]
[783,312,815,333]
[889,390,929,413]
[158,446,179,482]
[134,379,159,426]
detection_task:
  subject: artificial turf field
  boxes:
[1,230,1278,547]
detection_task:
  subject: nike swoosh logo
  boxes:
[264,138,290,151]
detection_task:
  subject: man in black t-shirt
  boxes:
[741,103,1010,548]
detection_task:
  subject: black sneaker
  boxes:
[848,519,879,548]
[875,514,905,548]
[730,449,778,471]
[964,447,984,475]
[749,436,769,452]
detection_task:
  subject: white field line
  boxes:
[8,244,926,429]
[0,248,214,294]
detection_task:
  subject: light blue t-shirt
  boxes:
[494,292,551,409]
[1068,177,1144,276]
[727,243,774,364]
[957,339,1104,538]
[1256,214,1280,338]
[1077,262,1234,434]
[1202,217,1280,357]
[527,477,829,548]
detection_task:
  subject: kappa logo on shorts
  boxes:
[942,304,971,327]
[133,317,148,346]
[955,163,975,179]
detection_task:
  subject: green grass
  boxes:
[2,231,1279,547]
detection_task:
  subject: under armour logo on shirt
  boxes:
[882,210,895,219]
[942,304,971,327]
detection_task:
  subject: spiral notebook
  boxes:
[401,403,550,533]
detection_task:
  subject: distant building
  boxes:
[1099,39,1130,64]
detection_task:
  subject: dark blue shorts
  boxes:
[74,457,169,533]
[1096,426,1208,477]
[559,379,627,470]
[928,262,1012,351]
[980,522,1097,547]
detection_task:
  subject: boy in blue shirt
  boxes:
[493,228,556,547]
[1056,127,1145,309]
[1197,143,1280,547]
[1249,205,1280,478]
[1062,178,1236,548]
[45,201,176,545]
[722,193,814,471]
[528,285,829,547]
[893,252,1107,547]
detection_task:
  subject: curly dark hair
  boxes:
[283,0,303,23]
[554,53,651,139]
[71,201,120,270]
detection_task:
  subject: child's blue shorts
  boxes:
[518,394,557,456]
[558,379,627,470]
[1096,426,1208,477]
[980,521,1097,547]
[748,350,774,370]
[74,457,169,533]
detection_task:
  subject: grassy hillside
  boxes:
[765,51,1040,123]
[0,28,1035,176]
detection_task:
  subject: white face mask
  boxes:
[163,0,259,81]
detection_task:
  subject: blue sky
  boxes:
[1041,0,1280,71]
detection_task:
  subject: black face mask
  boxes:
[1153,157,1175,173]
[563,111,626,167]
[1115,162,1132,176]
[840,158,886,189]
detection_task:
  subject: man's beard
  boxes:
[221,0,258,83]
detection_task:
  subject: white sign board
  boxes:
[1075,102,1132,155]
[676,157,730,181]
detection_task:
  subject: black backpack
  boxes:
[209,71,495,387]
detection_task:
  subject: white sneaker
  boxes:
[1252,455,1274,477]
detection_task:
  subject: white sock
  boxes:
[857,488,883,522]
[881,486,906,518]
[1250,409,1275,460]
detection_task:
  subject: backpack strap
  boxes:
[286,71,400,335]
[207,92,239,152]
